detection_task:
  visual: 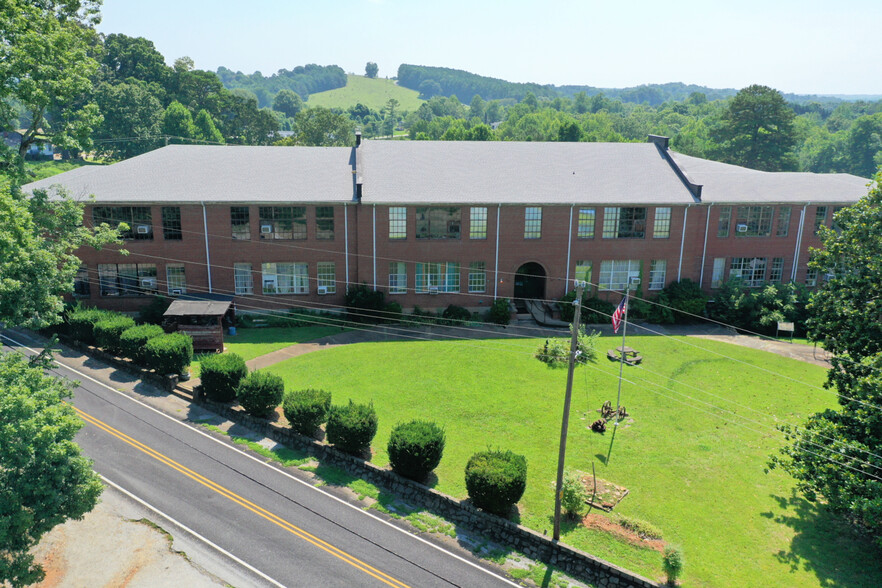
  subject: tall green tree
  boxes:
[99,33,171,88]
[281,107,354,147]
[193,109,224,144]
[712,85,798,171]
[771,175,882,548]
[0,0,103,162]
[271,89,303,118]
[0,351,104,586]
[365,62,379,78]
[94,81,163,158]
[162,100,195,141]
[845,113,882,178]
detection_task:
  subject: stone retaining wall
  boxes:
[196,397,659,588]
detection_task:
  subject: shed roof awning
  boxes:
[163,299,232,317]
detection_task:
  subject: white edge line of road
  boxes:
[2,332,521,588]
[100,474,286,588]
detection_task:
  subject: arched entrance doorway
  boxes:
[513,262,547,312]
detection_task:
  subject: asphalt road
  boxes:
[3,334,519,588]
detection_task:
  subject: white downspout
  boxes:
[565,205,574,287]
[201,201,212,293]
[677,205,689,281]
[792,204,809,281]
[344,203,350,291]
[372,204,377,291]
[699,205,711,288]
[494,204,501,299]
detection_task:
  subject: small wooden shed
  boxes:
[162,299,233,353]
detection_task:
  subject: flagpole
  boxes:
[614,288,630,427]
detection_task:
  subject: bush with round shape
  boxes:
[119,324,165,362]
[387,420,445,481]
[143,332,193,375]
[326,400,378,455]
[237,370,284,417]
[283,388,331,436]
[66,307,113,345]
[441,304,471,323]
[663,545,684,585]
[487,298,511,325]
[561,469,588,518]
[464,449,527,516]
[93,315,136,355]
[200,352,247,402]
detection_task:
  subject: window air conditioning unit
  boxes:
[260,224,273,234]
[736,224,749,233]
[170,288,183,296]
[139,277,156,290]
[317,286,329,295]
[136,224,150,234]
[428,286,440,295]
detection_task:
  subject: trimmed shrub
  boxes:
[237,370,284,417]
[283,388,332,436]
[387,420,445,481]
[582,296,616,324]
[200,353,247,402]
[119,324,165,362]
[66,307,113,346]
[441,304,471,324]
[561,470,589,518]
[345,283,386,323]
[486,298,511,325]
[137,295,173,325]
[383,301,403,322]
[93,315,136,355]
[465,449,527,515]
[326,400,378,455]
[663,546,684,586]
[143,333,193,375]
[661,279,708,323]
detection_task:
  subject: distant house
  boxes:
[2,129,57,158]
[22,135,870,315]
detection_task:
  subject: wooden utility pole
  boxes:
[553,281,584,540]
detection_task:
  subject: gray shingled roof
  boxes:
[669,152,870,204]
[22,144,356,204]
[357,140,697,205]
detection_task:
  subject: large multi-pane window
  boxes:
[469,207,487,239]
[717,206,731,238]
[805,268,819,286]
[93,206,153,240]
[468,262,486,293]
[73,265,90,297]
[734,206,773,236]
[776,207,791,237]
[524,207,542,239]
[814,206,828,235]
[259,206,306,240]
[416,207,461,239]
[315,207,334,240]
[389,262,407,294]
[166,264,186,294]
[161,207,182,240]
[97,263,157,296]
[574,260,592,283]
[649,260,667,290]
[234,263,253,295]
[231,206,250,240]
[711,258,726,288]
[577,208,595,239]
[653,207,672,239]
[389,207,407,239]
[769,258,784,283]
[261,262,308,294]
[602,207,646,239]
[729,257,766,287]
[415,262,460,293]
[317,262,336,294]
[598,260,640,290]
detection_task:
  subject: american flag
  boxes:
[612,298,627,333]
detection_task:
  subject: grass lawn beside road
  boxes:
[264,334,882,587]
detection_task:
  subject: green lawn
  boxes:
[306,74,423,112]
[190,326,342,377]
[25,160,91,180]
[264,335,882,587]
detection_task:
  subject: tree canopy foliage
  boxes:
[365,62,378,79]
[216,64,347,107]
[0,351,103,586]
[771,176,882,548]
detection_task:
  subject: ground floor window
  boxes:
[805,268,818,287]
[317,262,336,294]
[98,263,157,297]
[74,265,90,297]
[389,262,407,294]
[711,258,726,288]
[574,260,592,284]
[598,260,640,291]
[649,259,667,290]
[261,262,308,295]
[468,262,486,293]
[415,262,460,293]
[769,258,784,283]
[729,257,766,287]
[234,263,253,295]
[166,264,186,295]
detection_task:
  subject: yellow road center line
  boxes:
[73,405,410,588]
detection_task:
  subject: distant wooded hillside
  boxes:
[216,64,347,108]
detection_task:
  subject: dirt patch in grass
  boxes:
[578,473,629,511]
[581,513,665,553]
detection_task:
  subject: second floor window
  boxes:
[389,207,407,239]
[776,207,791,237]
[259,206,306,240]
[577,208,595,239]
[653,207,671,238]
[734,206,773,237]
[603,207,646,239]
[470,207,487,239]
[316,206,334,240]
[93,206,152,240]
[814,206,828,235]
[231,206,250,240]
[717,206,731,238]
[524,207,542,239]
[416,207,461,239]
[162,207,182,240]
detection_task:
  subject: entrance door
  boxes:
[513,262,547,311]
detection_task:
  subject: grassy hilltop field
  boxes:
[306,74,423,112]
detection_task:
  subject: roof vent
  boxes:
[355,130,362,147]
[648,135,669,150]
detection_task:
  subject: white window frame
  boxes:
[389,262,407,294]
[574,260,592,283]
[468,262,486,293]
[729,257,766,287]
[711,257,726,288]
[649,259,667,290]
[389,207,407,240]
[234,263,253,295]
[415,262,460,293]
[469,207,487,240]
[524,207,542,239]
[166,264,186,294]
[317,262,336,294]
[653,207,672,239]
[577,208,595,239]
[262,262,308,295]
[598,260,640,291]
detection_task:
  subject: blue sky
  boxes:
[99,0,882,95]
